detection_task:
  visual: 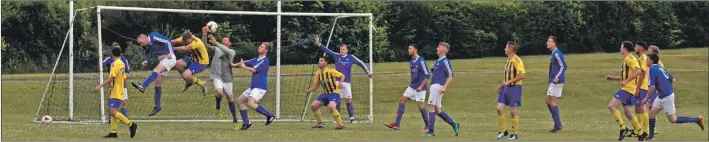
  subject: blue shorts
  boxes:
[497,86,522,107]
[316,93,341,106]
[108,99,121,108]
[182,57,207,74]
[614,90,635,106]
[633,89,649,106]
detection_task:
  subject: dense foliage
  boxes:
[2,1,707,73]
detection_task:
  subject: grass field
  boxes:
[2,48,708,141]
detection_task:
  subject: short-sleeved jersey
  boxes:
[319,45,371,83]
[637,54,650,90]
[245,57,269,90]
[103,56,131,75]
[313,67,344,94]
[431,56,453,85]
[144,32,174,62]
[648,64,674,98]
[549,49,567,83]
[409,55,430,90]
[175,35,209,64]
[109,58,127,100]
[505,55,526,85]
[620,54,641,95]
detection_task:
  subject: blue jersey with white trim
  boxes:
[549,49,567,83]
[319,45,371,83]
[143,32,174,62]
[431,56,453,85]
[409,55,430,90]
[648,64,674,98]
[245,57,269,90]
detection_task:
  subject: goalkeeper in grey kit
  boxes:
[200,26,240,130]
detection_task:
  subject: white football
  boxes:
[41,115,53,123]
[206,21,218,33]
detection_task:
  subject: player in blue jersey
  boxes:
[132,32,176,116]
[545,36,567,133]
[233,42,275,130]
[314,37,373,123]
[385,44,430,131]
[645,53,705,140]
[422,42,460,137]
[103,42,131,119]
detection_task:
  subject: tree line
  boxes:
[2,1,708,73]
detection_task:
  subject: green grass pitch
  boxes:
[2,48,707,140]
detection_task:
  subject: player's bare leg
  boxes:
[495,103,509,139]
[328,101,344,129]
[546,95,563,132]
[236,95,252,130]
[310,100,325,128]
[508,107,519,140]
[120,100,128,118]
[608,98,630,141]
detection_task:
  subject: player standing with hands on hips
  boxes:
[421,42,460,137]
[314,37,373,123]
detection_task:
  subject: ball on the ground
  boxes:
[206,21,218,33]
[41,115,52,123]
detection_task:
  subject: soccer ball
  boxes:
[206,21,218,33]
[41,115,53,123]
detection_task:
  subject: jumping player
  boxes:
[94,46,138,138]
[494,41,525,140]
[385,44,431,131]
[422,42,460,137]
[131,32,176,116]
[314,37,373,123]
[307,57,346,130]
[172,31,209,95]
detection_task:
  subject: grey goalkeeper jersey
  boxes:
[203,34,236,82]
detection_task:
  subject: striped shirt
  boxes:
[313,67,344,94]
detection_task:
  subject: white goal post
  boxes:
[36,2,375,124]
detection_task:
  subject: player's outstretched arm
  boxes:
[173,44,194,52]
[314,37,338,58]
[352,56,373,78]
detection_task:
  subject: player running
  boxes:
[94,46,138,138]
[314,37,373,123]
[201,27,239,130]
[546,36,567,133]
[494,41,525,140]
[102,42,131,119]
[385,44,431,131]
[605,41,645,141]
[307,57,347,130]
[234,42,275,130]
[645,45,664,135]
[422,42,460,137]
[172,31,209,96]
[645,53,705,140]
[131,32,176,116]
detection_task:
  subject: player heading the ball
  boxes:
[132,32,176,116]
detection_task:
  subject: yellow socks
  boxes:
[631,116,642,134]
[511,118,519,134]
[110,116,118,133]
[612,111,625,129]
[641,112,650,133]
[332,110,343,126]
[314,108,323,124]
[115,112,132,126]
[498,114,507,132]
[194,77,205,86]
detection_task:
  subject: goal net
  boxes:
[33,4,375,124]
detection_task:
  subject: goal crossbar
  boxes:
[96,6,373,17]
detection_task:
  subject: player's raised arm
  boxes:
[352,55,373,78]
[314,37,338,58]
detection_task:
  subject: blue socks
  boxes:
[649,118,656,137]
[154,86,162,108]
[438,112,455,125]
[420,108,429,127]
[240,110,250,125]
[255,105,273,117]
[428,112,436,132]
[216,95,223,109]
[676,116,700,123]
[120,108,128,117]
[142,71,159,88]
[347,102,355,119]
[228,101,237,123]
[394,104,405,126]
[549,105,562,127]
